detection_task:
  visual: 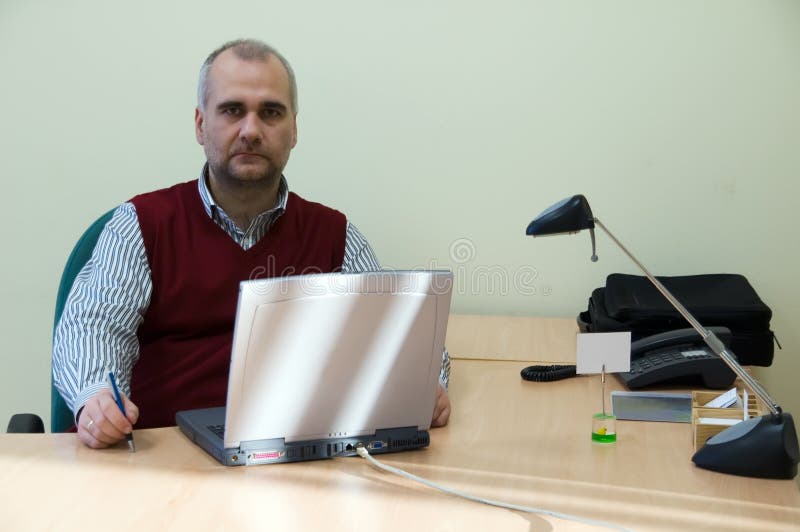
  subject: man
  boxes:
[53,39,451,449]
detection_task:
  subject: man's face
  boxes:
[195,50,297,189]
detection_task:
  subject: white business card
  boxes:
[576,332,631,374]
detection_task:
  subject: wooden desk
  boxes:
[1,316,798,531]
[445,314,579,362]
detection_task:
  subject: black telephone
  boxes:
[617,326,737,390]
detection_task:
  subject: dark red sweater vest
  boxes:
[129,180,346,428]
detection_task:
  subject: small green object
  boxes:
[591,413,617,443]
[591,431,617,443]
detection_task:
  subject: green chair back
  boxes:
[51,209,116,432]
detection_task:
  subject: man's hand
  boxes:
[431,383,451,427]
[77,389,139,449]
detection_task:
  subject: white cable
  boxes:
[356,446,633,532]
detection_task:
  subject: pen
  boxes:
[107,372,136,452]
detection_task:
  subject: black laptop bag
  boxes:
[578,273,776,366]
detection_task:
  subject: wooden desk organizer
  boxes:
[691,390,763,451]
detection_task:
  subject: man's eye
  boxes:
[262,108,282,119]
[222,107,241,116]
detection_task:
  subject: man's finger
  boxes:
[433,403,451,427]
[121,393,139,425]
[79,406,118,445]
[431,384,451,427]
[97,393,132,438]
[78,428,108,449]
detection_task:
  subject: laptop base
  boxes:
[177,407,430,466]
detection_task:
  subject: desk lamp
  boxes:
[526,195,798,479]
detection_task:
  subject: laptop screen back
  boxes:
[223,271,452,448]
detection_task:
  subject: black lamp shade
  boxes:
[526,195,595,236]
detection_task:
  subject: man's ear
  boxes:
[291,114,298,148]
[195,107,205,145]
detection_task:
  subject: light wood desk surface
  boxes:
[446,314,579,362]
[1,316,798,531]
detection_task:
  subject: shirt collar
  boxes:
[197,163,289,220]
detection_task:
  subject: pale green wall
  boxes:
[1,1,798,431]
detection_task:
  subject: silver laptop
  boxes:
[176,270,453,466]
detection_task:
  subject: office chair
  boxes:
[6,209,115,433]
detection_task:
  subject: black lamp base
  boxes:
[692,412,799,479]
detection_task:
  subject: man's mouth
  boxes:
[232,152,266,161]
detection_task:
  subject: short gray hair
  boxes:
[197,39,298,113]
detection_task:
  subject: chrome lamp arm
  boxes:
[593,218,780,416]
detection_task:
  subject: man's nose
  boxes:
[239,112,262,145]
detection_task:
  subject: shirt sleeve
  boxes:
[439,348,451,390]
[52,203,152,419]
[341,221,451,389]
[341,222,381,273]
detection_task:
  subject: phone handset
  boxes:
[630,326,732,360]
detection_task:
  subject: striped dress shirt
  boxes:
[53,170,450,419]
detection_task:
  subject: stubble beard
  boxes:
[209,155,283,192]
